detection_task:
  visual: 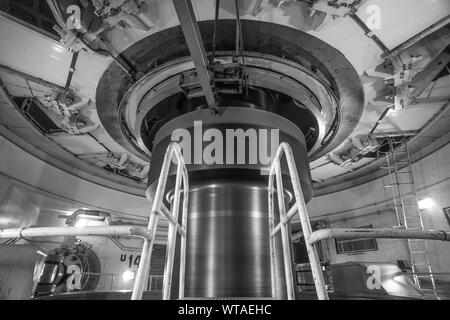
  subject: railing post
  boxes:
[179,167,189,299]
[131,212,160,300]
[162,162,183,300]
[267,143,329,301]
[275,165,296,300]
[281,143,329,300]
[268,169,278,299]
[131,143,189,300]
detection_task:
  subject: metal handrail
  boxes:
[268,142,329,300]
[131,142,189,300]
[0,141,189,302]
[3,141,449,300]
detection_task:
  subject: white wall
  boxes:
[307,138,450,281]
[325,211,410,265]
[0,133,168,295]
[1,118,449,286]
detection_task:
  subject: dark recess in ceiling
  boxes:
[0,0,58,37]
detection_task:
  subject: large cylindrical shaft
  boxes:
[147,105,312,298]
[185,180,287,298]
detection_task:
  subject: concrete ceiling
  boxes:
[0,0,449,198]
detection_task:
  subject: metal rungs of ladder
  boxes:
[390,172,414,175]
[268,143,329,300]
[392,161,410,166]
[130,142,330,301]
[381,166,412,170]
[131,143,190,301]
[384,184,415,189]
[381,136,438,298]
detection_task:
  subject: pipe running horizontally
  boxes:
[308,228,450,244]
[0,226,153,240]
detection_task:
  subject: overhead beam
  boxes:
[350,14,389,54]
[0,63,64,90]
[370,130,419,138]
[410,46,450,99]
[412,96,450,105]
[383,14,450,59]
[45,0,66,27]
[172,0,217,112]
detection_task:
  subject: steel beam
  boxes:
[46,0,66,28]
[383,14,450,59]
[370,130,419,138]
[350,14,389,54]
[410,46,450,99]
[412,96,450,105]
[0,63,64,90]
[172,0,217,112]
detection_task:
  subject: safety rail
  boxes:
[307,228,450,299]
[0,142,188,301]
[132,142,189,300]
[268,142,329,300]
[268,143,450,301]
[2,141,449,300]
[44,272,164,292]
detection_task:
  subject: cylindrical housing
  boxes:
[185,179,290,298]
[147,107,312,298]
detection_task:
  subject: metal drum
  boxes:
[185,180,286,298]
[147,100,313,298]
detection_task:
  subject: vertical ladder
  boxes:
[381,136,437,298]
[132,141,327,300]
[131,142,189,300]
[268,142,329,300]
